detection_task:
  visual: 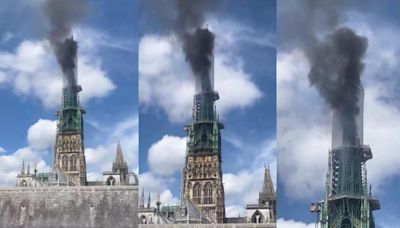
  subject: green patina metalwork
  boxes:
[319,145,380,228]
[185,91,223,156]
[58,86,85,132]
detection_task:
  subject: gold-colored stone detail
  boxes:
[184,154,225,223]
[56,135,82,153]
[54,133,86,185]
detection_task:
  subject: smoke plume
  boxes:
[280,0,368,145]
[174,0,219,92]
[44,0,86,74]
[309,28,367,144]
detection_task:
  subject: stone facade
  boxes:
[0,186,138,228]
[182,154,225,223]
[54,133,87,185]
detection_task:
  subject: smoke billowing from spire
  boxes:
[282,0,368,145]
[44,0,86,77]
[309,28,367,145]
[174,0,219,92]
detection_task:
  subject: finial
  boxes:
[156,193,161,212]
[147,192,151,208]
[34,163,38,176]
[21,160,25,175]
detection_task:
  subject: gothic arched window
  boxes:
[203,182,213,204]
[20,180,27,187]
[193,183,201,204]
[106,176,116,186]
[62,155,68,171]
[70,155,76,171]
[251,210,264,224]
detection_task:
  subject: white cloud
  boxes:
[27,119,57,151]
[139,18,263,123]
[0,147,50,187]
[222,138,277,216]
[224,160,277,211]
[139,172,180,207]
[225,205,245,218]
[224,168,265,202]
[159,189,180,206]
[75,27,135,53]
[0,147,5,153]
[148,135,186,176]
[0,118,57,186]
[141,134,186,207]
[208,17,275,49]
[277,218,314,228]
[86,116,139,180]
[0,36,115,108]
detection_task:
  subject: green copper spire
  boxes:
[56,38,85,133]
[312,89,380,228]
[185,91,223,155]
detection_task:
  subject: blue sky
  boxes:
[0,0,138,185]
[277,1,400,227]
[1,1,399,226]
[138,0,277,217]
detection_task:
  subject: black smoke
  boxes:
[174,0,219,92]
[44,0,86,74]
[183,28,215,92]
[280,0,367,145]
[309,27,367,144]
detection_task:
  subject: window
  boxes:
[193,183,201,204]
[70,155,77,171]
[251,210,264,224]
[106,176,116,186]
[203,182,213,204]
[62,155,68,171]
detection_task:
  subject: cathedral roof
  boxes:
[153,210,173,224]
[174,199,210,224]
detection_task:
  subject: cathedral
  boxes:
[0,37,138,228]
[138,56,276,226]
[15,38,137,188]
[138,165,276,225]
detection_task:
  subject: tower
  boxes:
[112,142,129,180]
[181,59,225,223]
[258,166,276,222]
[315,88,380,227]
[53,38,87,186]
[245,166,276,224]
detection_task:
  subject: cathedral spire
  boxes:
[139,188,145,208]
[112,142,128,173]
[259,165,275,204]
[147,192,151,208]
[21,160,25,175]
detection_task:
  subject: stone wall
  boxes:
[139,224,276,228]
[0,186,138,228]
